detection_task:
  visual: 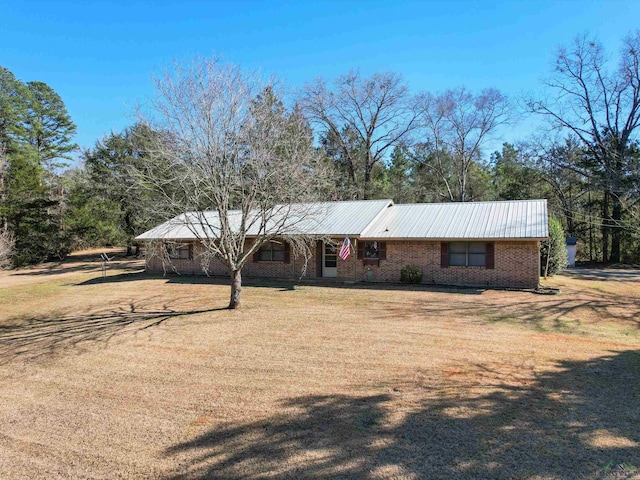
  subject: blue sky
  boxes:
[2,0,639,158]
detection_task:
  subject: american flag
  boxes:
[339,236,351,260]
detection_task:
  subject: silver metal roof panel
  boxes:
[135,199,393,240]
[360,199,548,240]
[136,199,548,241]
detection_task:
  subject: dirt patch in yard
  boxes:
[0,259,638,479]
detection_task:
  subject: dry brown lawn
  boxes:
[0,251,639,479]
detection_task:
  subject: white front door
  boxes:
[323,242,337,278]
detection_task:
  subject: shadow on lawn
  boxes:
[377,286,640,332]
[0,300,225,363]
[78,271,486,295]
[78,271,640,332]
[9,260,144,279]
[480,285,640,331]
[562,268,640,282]
[164,350,640,480]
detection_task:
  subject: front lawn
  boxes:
[1,252,638,479]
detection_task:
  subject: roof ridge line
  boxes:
[358,200,395,237]
[392,199,546,207]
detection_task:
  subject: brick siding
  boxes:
[372,241,541,288]
[145,239,541,289]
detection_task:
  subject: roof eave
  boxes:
[358,236,548,241]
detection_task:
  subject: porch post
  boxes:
[354,238,357,282]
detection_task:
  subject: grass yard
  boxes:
[0,250,639,479]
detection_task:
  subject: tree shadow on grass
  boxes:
[479,286,640,332]
[77,271,487,295]
[562,268,640,282]
[0,300,226,364]
[377,286,640,334]
[9,256,144,278]
[164,350,640,479]
[77,271,640,335]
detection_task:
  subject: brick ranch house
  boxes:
[136,199,548,289]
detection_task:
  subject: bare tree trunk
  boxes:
[602,191,610,263]
[544,240,552,279]
[611,195,622,263]
[566,183,575,236]
[229,269,242,310]
[0,147,5,231]
[363,164,372,200]
[588,190,594,261]
[460,160,467,202]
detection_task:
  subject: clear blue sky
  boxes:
[2,0,639,158]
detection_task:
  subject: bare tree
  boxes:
[521,137,592,234]
[527,32,640,262]
[0,143,6,230]
[0,227,14,270]
[0,144,14,269]
[135,58,331,309]
[301,71,418,199]
[415,87,511,202]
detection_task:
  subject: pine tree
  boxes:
[0,66,77,265]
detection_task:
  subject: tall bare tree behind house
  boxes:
[301,71,419,200]
[527,32,640,262]
[415,87,511,202]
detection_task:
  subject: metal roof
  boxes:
[136,199,548,241]
[135,199,393,240]
[360,199,548,240]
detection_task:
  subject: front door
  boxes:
[323,242,337,278]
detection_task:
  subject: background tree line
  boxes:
[0,31,638,269]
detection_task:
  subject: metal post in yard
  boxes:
[354,238,357,283]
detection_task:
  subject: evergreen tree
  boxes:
[24,81,77,169]
[541,216,568,276]
[0,66,28,154]
[0,65,77,265]
[77,124,159,255]
[384,146,416,203]
[491,143,540,200]
[3,150,69,265]
[64,168,124,249]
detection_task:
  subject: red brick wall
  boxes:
[146,241,312,279]
[359,241,540,288]
[145,239,541,289]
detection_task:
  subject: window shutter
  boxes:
[379,242,387,260]
[284,242,291,264]
[440,242,449,268]
[188,243,194,260]
[316,240,323,277]
[357,241,364,260]
[253,248,260,263]
[486,242,495,269]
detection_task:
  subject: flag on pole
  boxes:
[339,236,351,260]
